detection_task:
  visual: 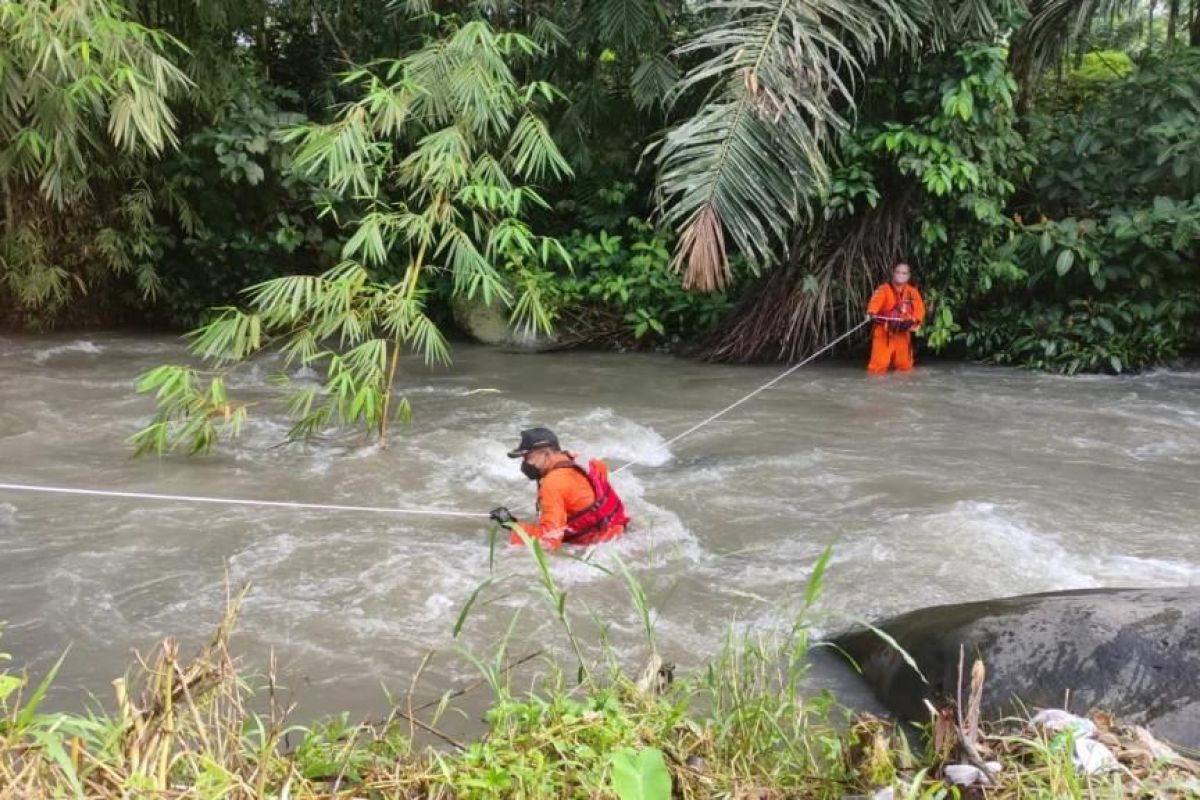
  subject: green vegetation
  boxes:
[970,49,1200,373]
[0,0,190,319]
[3,551,1198,798]
[128,19,572,454]
[1,1,1199,441]
[546,214,739,347]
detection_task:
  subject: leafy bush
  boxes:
[131,20,571,455]
[548,217,736,347]
[145,85,338,326]
[958,50,1200,372]
[0,0,190,323]
[966,297,1192,374]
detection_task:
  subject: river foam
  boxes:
[1,334,1198,717]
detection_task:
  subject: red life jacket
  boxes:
[546,459,630,543]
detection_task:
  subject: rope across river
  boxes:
[0,483,488,520]
[611,317,870,476]
[0,318,871,518]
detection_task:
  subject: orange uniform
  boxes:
[513,452,626,550]
[866,282,925,374]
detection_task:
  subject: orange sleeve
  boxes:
[867,284,888,315]
[511,474,568,550]
[910,288,926,330]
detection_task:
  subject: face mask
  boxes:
[520,460,541,481]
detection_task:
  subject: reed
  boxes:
[2,553,1196,799]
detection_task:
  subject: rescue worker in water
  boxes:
[489,427,629,550]
[866,262,926,374]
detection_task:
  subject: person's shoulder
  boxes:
[543,463,586,486]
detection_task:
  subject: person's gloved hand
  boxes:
[489,507,516,526]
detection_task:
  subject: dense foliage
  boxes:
[2,1,1198,417]
[132,20,572,453]
[972,49,1200,372]
[0,0,190,321]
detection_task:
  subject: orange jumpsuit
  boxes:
[512,453,625,550]
[866,282,925,374]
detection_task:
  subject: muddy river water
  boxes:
[2,334,1198,718]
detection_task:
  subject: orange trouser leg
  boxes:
[893,333,915,371]
[867,327,894,374]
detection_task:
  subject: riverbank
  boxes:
[3,583,1198,799]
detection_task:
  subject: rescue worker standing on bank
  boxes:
[866,262,926,374]
[489,427,629,550]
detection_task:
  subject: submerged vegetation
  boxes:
[2,550,1198,798]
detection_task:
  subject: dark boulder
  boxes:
[833,587,1200,750]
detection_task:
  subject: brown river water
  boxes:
[1,333,1198,720]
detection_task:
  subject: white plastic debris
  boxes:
[943,764,984,785]
[872,787,895,800]
[1132,725,1182,762]
[1031,708,1098,739]
[942,761,1001,786]
[1073,738,1119,775]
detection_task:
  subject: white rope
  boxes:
[0,319,871,521]
[612,318,872,476]
[0,482,486,520]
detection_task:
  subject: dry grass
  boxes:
[2,584,1197,799]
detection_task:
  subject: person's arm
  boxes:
[511,476,567,550]
[866,285,887,317]
[910,288,927,331]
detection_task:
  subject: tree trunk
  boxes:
[1191,0,1200,46]
[1146,0,1157,56]
[1167,0,1180,47]
[1,176,13,239]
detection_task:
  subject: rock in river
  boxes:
[452,295,556,351]
[834,587,1200,750]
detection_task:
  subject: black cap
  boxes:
[507,427,559,458]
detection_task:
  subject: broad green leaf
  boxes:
[1055,249,1075,276]
[610,747,671,800]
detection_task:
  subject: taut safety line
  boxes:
[0,318,871,516]
[611,317,871,476]
[0,482,486,520]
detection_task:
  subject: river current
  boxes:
[1,334,1198,717]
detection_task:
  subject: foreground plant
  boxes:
[2,553,1198,798]
[131,19,571,455]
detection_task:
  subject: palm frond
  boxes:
[588,0,661,50]
[1010,0,1136,89]
[655,99,823,290]
[655,0,924,289]
[631,53,678,112]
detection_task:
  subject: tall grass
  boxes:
[2,550,1197,798]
